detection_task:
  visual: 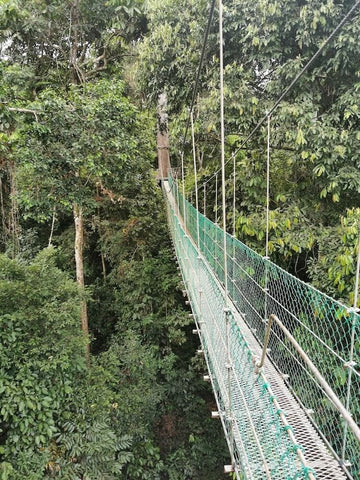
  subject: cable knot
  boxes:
[291,444,304,453]
[302,466,317,479]
[282,425,293,433]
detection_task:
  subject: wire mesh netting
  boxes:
[167,176,360,479]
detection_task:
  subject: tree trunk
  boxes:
[96,185,107,281]
[8,160,20,258]
[74,203,90,363]
[0,176,8,247]
[48,207,56,247]
[70,0,82,85]
[70,0,89,363]
[157,93,171,181]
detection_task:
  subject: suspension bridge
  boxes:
[156,0,360,477]
[162,176,360,479]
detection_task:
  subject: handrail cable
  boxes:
[268,314,360,445]
[198,0,360,189]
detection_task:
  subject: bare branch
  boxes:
[8,107,41,121]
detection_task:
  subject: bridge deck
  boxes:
[164,180,349,480]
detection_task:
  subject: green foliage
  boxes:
[136,0,209,109]
[0,250,148,479]
[0,0,146,90]
[12,0,360,477]
[137,0,360,302]
[308,208,360,304]
[0,249,85,474]
[16,79,152,224]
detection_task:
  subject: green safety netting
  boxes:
[166,175,360,480]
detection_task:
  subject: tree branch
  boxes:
[8,107,40,121]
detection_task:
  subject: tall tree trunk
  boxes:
[96,185,107,281]
[0,176,8,248]
[70,0,82,85]
[48,207,56,247]
[70,0,89,363]
[157,93,171,181]
[8,160,20,258]
[74,203,90,363]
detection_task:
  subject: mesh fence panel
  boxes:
[166,178,325,480]
[167,176,360,479]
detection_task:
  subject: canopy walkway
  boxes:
[163,176,360,480]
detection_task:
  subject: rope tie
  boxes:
[282,425,294,433]
[280,444,304,463]
[301,466,317,479]
[294,466,316,480]
[291,444,304,453]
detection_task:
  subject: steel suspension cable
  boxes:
[180,0,216,156]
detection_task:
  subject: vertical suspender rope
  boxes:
[215,173,219,224]
[219,0,228,303]
[219,0,234,466]
[191,110,201,249]
[191,110,204,330]
[232,153,237,300]
[264,113,271,328]
[181,151,187,230]
[265,113,271,260]
[203,184,207,217]
[232,153,236,237]
[342,234,360,460]
[176,175,181,218]
[175,170,181,218]
[215,173,219,277]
